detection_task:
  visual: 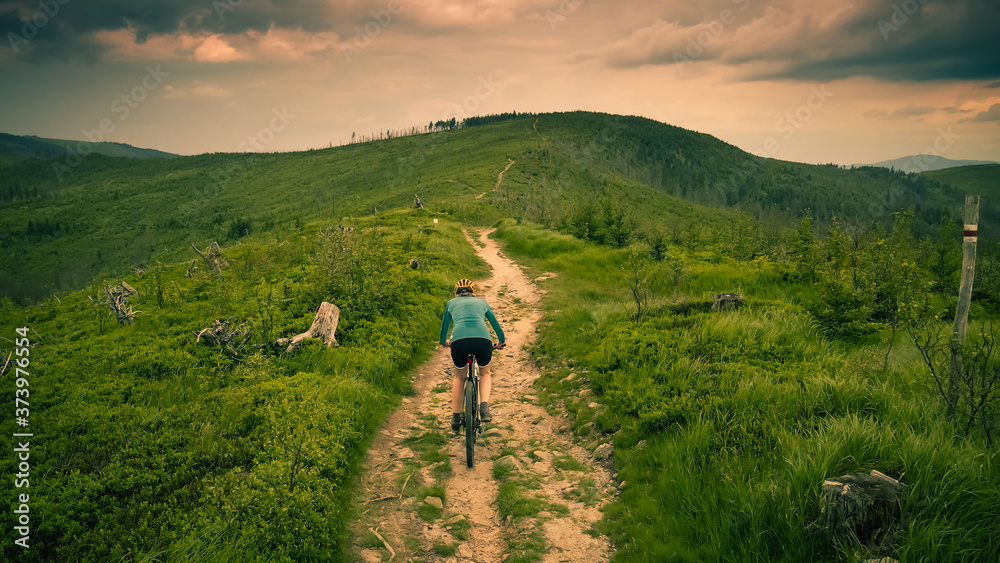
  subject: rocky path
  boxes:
[350,229,616,562]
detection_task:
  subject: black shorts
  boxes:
[450,338,493,368]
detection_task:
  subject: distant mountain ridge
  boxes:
[3,111,999,303]
[0,132,177,159]
[859,154,997,173]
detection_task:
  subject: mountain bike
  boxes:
[462,351,482,468]
[445,341,503,467]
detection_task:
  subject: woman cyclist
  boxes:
[439,278,506,432]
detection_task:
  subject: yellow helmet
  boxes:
[455,278,476,295]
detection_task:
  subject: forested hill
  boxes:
[1,111,995,303]
[1,111,999,563]
[0,132,178,160]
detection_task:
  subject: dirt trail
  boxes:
[351,229,616,562]
[477,159,515,200]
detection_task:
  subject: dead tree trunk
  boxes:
[191,242,229,275]
[950,195,980,415]
[712,293,744,311]
[106,282,139,326]
[820,470,906,554]
[278,302,340,353]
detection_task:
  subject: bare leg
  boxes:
[451,365,467,413]
[479,365,491,404]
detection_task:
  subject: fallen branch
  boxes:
[399,473,411,500]
[194,318,252,356]
[0,352,11,377]
[363,495,397,505]
[369,527,396,562]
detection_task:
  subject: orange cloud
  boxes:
[194,35,248,62]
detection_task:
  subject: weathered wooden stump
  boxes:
[821,470,906,553]
[278,301,340,353]
[711,293,743,311]
[191,242,229,275]
[107,282,139,326]
[414,195,424,208]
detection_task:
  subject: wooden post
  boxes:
[949,195,979,416]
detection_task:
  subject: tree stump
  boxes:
[414,195,424,209]
[820,470,906,553]
[191,242,229,275]
[278,302,340,353]
[712,293,743,311]
[106,282,139,326]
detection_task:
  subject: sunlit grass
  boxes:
[493,221,1000,563]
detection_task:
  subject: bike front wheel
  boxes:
[464,378,476,467]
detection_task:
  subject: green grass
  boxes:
[417,502,444,523]
[552,455,588,472]
[493,221,1000,563]
[446,516,471,541]
[0,213,484,563]
[506,529,547,563]
[432,540,457,557]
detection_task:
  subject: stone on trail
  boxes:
[424,496,444,510]
[593,443,614,461]
[496,455,521,469]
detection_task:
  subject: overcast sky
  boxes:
[1,0,998,165]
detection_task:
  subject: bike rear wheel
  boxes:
[465,376,476,467]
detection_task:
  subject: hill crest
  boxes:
[0,132,178,159]
[858,154,997,173]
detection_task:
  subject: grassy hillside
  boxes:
[0,210,488,562]
[0,112,997,561]
[922,164,1000,223]
[493,220,999,562]
[1,111,984,305]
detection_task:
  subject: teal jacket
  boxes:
[439,296,505,345]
